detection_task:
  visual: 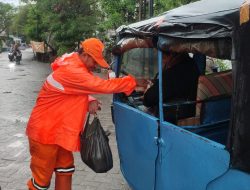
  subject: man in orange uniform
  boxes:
[26,38,136,190]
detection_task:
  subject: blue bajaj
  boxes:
[111,0,250,189]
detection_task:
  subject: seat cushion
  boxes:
[196,70,232,116]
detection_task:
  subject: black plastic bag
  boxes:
[80,114,113,173]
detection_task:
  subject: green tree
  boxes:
[155,0,198,14]
[99,0,139,30]
[9,5,30,41]
[214,59,230,72]
[21,0,100,55]
[99,0,198,31]
[98,0,198,62]
[0,2,14,34]
[17,0,198,55]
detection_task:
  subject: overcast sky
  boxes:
[0,0,20,6]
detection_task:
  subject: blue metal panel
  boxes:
[201,98,231,124]
[156,122,230,190]
[207,169,250,190]
[113,102,159,190]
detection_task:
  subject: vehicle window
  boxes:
[118,48,158,112]
[121,48,158,79]
[206,57,232,73]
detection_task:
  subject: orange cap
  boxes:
[81,38,109,68]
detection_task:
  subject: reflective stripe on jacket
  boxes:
[26,53,136,152]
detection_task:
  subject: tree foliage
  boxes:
[0,2,14,34]
[155,0,198,14]
[9,5,30,41]
[12,0,198,55]
[99,0,198,31]
[20,0,100,55]
[97,0,198,61]
[99,0,138,30]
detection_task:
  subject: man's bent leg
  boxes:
[27,138,58,190]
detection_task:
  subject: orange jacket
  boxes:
[26,52,136,152]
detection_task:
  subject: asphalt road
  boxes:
[0,49,130,190]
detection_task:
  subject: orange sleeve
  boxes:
[53,69,136,96]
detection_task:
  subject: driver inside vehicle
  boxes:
[143,51,199,124]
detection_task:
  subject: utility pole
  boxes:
[139,0,142,21]
[149,0,154,17]
[143,0,146,19]
[138,0,154,21]
[138,0,148,20]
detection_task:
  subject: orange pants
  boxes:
[27,138,75,190]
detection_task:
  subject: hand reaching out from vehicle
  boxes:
[134,78,153,93]
[144,80,154,93]
[88,100,102,114]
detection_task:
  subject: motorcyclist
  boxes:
[12,43,22,64]
[13,43,21,56]
[8,43,21,58]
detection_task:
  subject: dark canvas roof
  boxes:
[114,0,245,58]
[117,0,244,39]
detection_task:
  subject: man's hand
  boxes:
[88,100,102,114]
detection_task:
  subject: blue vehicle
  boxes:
[111,0,250,189]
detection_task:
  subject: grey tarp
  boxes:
[117,0,244,38]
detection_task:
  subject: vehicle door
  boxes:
[155,50,230,190]
[113,48,159,190]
